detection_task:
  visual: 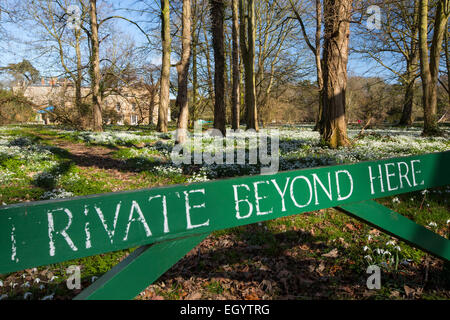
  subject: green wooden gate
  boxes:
[0,151,449,299]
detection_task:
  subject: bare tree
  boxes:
[176,0,192,144]
[419,0,449,135]
[89,0,103,132]
[210,0,226,135]
[231,0,240,130]
[158,0,171,133]
[320,0,352,148]
[240,0,258,131]
[289,0,324,131]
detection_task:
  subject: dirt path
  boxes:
[35,133,141,182]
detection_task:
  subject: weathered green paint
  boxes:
[74,233,209,300]
[338,201,450,261]
[0,151,449,274]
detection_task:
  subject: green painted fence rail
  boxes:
[0,151,449,299]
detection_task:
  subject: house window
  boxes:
[116,103,121,112]
[131,114,138,125]
[131,103,136,112]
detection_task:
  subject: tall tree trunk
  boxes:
[444,29,449,116]
[176,0,192,144]
[320,0,352,148]
[158,0,171,133]
[399,0,420,126]
[231,0,240,130]
[74,28,85,127]
[419,0,449,136]
[203,27,215,109]
[240,0,258,131]
[314,0,324,133]
[399,57,419,126]
[191,3,199,126]
[210,0,226,136]
[75,29,82,109]
[89,0,103,132]
[148,75,157,125]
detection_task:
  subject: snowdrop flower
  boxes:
[447,219,450,225]
[91,276,98,283]
[375,248,383,255]
[364,255,372,262]
[23,292,32,300]
[367,235,373,241]
[363,246,369,252]
[49,276,58,282]
[428,222,437,227]
[421,189,429,195]
[386,240,396,246]
[394,246,401,252]
[10,282,17,288]
[41,293,54,301]
[0,294,8,300]
[392,197,400,204]
[34,278,41,284]
[384,250,392,256]
[0,280,3,287]
[22,282,30,288]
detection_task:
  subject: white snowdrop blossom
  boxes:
[41,294,54,300]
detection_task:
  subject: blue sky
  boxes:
[0,1,397,84]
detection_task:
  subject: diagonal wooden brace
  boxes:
[75,233,210,300]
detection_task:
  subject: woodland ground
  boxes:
[0,123,449,300]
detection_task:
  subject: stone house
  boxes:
[13,78,169,125]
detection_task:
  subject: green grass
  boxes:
[0,124,449,300]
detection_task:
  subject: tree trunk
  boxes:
[314,0,324,132]
[320,0,352,148]
[176,0,192,144]
[191,4,199,126]
[240,0,258,131]
[399,76,415,126]
[74,28,85,128]
[231,0,240,130]
[158,0,171,133]
[399,54,419,126]
[89,0,103,132]
[445,30,450,115]
[419,0,449,136]
[210,0,226,136]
